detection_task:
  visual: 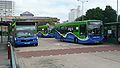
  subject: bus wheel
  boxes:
[74,38,78,43]
[60,37,64,42]
[14,44,18,47]
[34,44,38,46]
[14,45,17,47]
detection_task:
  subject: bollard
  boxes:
[8,43,11,59]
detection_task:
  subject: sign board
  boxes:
[118,38,120,42]
[108,30,112,34]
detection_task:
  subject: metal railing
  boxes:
[8,42,17,68]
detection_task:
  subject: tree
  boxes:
[75,15,87,21]
[104,5,117,23]
[75,5,117,23]
[86,7,104,21]
[37,20,60,26]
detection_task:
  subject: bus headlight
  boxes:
[33,39,37,41]
[17,40,21,42]
[37,37,38,39]
[118,38,120,41]
[15,38,16,40]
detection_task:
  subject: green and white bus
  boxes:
[37,25,55,37]
[54,20,104,43]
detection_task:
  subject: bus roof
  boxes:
[104,22,120,25]
[55,20,101,26]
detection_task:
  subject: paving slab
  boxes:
[16,51,120,68]
[0,43,10,68]
[17,46,120,58]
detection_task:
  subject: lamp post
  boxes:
[117,0,119,22]
[77,0,88,21]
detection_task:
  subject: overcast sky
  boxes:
[12,0,119,22]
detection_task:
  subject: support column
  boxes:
[8,24,10,42]
[1,25,3,43]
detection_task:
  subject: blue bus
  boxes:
[13,21,38,47]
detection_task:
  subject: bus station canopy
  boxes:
[104,22,120,25]
[0,21,11,26]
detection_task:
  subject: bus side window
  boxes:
[64,26,68,33]
[67,26,73,32]
[44,28,48,33]
[57,26,60,32]
[41,28,44,31]
[80,24,87,35]
[60,26,65,33]
[73,25,78,32]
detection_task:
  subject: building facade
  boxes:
[0,11,60,25]
[68,6,81,22]
[20,11,34,17]
[0,16,60,25]
[0,0,14,16]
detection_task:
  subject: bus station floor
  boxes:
[0,43,10,68]
[16,51,120,68]
[15,38,120,68]
[15,38,113,52]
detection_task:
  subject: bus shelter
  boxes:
[0,21,11,43]
[104,22,120,44]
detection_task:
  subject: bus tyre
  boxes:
[74,38,78,43]
[14,43,17,47]
[60,37,64,42]
[14,45,17,48]
[34,44,38,46]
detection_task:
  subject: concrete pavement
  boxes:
[0,43,10,68]
[16,51,120,68]
[15,38,112,52]
[15,38,120,68]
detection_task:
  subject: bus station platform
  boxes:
[0,43,10,68]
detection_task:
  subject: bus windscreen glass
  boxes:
[16,26,36,37]
[88,21,103,36]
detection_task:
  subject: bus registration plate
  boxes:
[25,43,30,44]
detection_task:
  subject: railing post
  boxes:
[8,24,10,42]
[8,42,17,68]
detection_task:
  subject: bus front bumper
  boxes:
[15,41,38,45]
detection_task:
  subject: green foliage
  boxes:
[75,15,87,21]
[103,6,117,23]
[75,5,117,23]
[86,7,104,21]
[37,21,59,26]
[37,21,50,26]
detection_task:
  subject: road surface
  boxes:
[15,38,120,68]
